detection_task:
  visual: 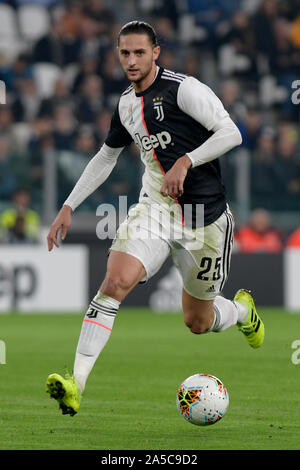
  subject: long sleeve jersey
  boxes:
[64,66,242,227]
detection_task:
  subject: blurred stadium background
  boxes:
[0,0,300,313]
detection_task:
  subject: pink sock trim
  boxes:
[83,319,112,331]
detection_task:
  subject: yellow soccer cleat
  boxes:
[46,372,81,416]
[234,289,265,349]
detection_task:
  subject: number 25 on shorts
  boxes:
[197,256,221,281]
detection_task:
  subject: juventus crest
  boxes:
[153,97,164,122]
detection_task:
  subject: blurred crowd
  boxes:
[0,0,300,247]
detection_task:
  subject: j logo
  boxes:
[153,97,164,122]
[154,102,164,121]
[87,308,98,319]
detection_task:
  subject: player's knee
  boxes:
[190,321,209,335]
[101,274,134,298]
[184,315,210,335]
[184,314,193,330]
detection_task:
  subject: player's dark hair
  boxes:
[117,21,158,47]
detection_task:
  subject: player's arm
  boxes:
[47,144,123,251]
[160,77,242,198]
[176,76,242,166]
[47,103,133,251]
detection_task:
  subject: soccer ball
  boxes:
[176,373,229,426]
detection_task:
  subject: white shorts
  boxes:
[110,195,234,300]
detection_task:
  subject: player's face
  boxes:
[118,34,160,89]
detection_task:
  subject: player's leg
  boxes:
[47,198,171,415]
[182,288,247,334]
[73,250,146,393]
[99,250,147,301]
[173,207,264,344]
[181,270,265,345]
[182,292,214,334]
[46,250,146,416]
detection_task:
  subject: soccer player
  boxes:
[46,21,265,416]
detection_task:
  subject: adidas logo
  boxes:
[206,285,215,293]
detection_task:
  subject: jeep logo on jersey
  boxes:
[134,131,172,151]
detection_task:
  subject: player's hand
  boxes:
[160,155,192,199]
[47,205,72,251]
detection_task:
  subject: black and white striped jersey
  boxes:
[105,66,231,227]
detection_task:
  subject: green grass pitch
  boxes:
[0,308,300,450]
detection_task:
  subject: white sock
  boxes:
[73,292,120,392]
[235,301,249,324]
[210,295,248,332]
